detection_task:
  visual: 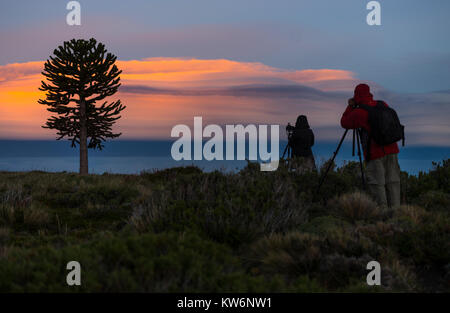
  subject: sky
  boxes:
[0,0,449,146]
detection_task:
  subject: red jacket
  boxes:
[340,90,399,161]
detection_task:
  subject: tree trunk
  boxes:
[79,99,88,175]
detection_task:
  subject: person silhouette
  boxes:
[289,115,316,172]
[341,84,401,207]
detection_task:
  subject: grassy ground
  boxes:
[0,159,448,292]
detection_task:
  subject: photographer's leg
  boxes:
[366,158,388,207]
[385,154,401,208]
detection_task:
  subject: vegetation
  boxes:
[0,159,448,292]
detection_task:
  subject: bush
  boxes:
[0,158,449,292]
[246,230,382,290]
[299,216,352,236]
[381,260,417,291]
[0,186,50,229]
[394,213,450,267]
[327,192,383,222]
[39,181,138,209]
[402,159,450,203]
[0,231,286,292]
[354,221,404,248]
[129,171,307,247]
[392,205,427,226]
[247,232,323,276]
[0,227,10,245]
[418,190,450,212]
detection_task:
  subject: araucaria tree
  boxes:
[39,38,125,175]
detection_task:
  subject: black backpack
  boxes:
[359,100,405,147]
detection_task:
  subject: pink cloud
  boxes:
[0,58,448,145]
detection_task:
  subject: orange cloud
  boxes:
[1,58,448,146]
[0,58,359,140]
[116,58,356,90]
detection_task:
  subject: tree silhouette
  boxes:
[39,38,125,175]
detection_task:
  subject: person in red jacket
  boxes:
[341,83,401,207]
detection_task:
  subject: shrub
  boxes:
[0,159,448,292]
[318,253,372,289]
[392,205,428,226]
[402,159,450,203]
[246,231,381,290]
[0,227,10,245]
[394,213,450,267]
[247,232,323,276]
[354,221,404,247]
[129,171,307,247]
[418,190,450,212]
[0,186,32,209]
[23,209,50,228]
[0,185,51,230]
[299,216,352,236]
[140,166,203,183]
[0,231,285,292]
[327,192,383,222]
[0,206,15,225]
[382,260,417,291]
[39,181,138,209]
[0,186,31,224]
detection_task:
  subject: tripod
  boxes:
[282,140,292,160]
[281,129,293,168]
[317,128,366,193]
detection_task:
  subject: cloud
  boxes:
[0,61,43,83]
[119,84,343,100]
[0,58,448,146]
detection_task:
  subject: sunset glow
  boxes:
[1,58,448,145]
[0,58,359,139]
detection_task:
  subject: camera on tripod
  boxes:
[286,123,295,133]
[285,123,295,140]
[282,123,296,160]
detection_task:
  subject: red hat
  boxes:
[354,83,373,104]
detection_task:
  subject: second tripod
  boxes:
[281,125,294,168]
[317,128,366,193]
